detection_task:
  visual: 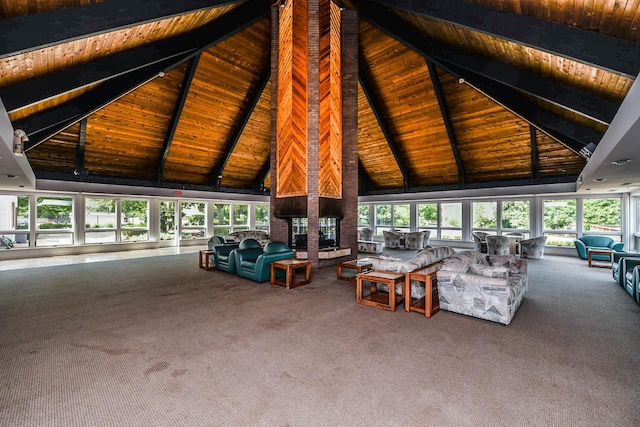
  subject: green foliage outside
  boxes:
[255,205,269,225]
[543,199,576,230]
[182,202,205,226]
[160,201,175,240]
[233,204,249,225]
[358,205,370,226]
[502,200,530,229]
[393,204,410,227]
[213,203,230,225]
[37,197,73,229]
[473,202,497,228]
[121,200,148,227]
[418,203,437,227]
[376,205,391,226]
[583,198,621,231]
[440,203,461,228]
[17,196,29,229]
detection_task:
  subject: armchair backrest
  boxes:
[235,241,294,282]
[208,235,226,249]
[486,235,510,255]
[239,238,262,249]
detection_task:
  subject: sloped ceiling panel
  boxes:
[536,131,585,178]
[164,19,271,186]
[79,63,188,180]
[24,122,81,172]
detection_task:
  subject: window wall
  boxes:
[472,200,530,238]
[374,203,410,235]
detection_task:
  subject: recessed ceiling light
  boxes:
[4,174,18,179]
[611,159,631,166]
[622,182,633,186]
[593,178,606,182]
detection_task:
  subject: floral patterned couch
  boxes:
[436,251,528,325]
[224,230,270,246]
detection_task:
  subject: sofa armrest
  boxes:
[234,247,264,264]
[574,239,587,259]
[214,243,239,256]
[611,242,625,252]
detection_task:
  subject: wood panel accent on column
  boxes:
[276,0,308,198]
[318,1,342,199]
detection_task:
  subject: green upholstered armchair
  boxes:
[207,235,226,250]
[234,241,294,283]
[612,252,640,287]
[213,238,260,274]
[574,235,624,260]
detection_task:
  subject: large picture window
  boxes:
[181,202,206,239]
[255,205,269,231]
[160,201,176,240]
[121,199,149,242]
[544,199,576,246]
[0,195,30,248]
[85,197,116,243]
[583,198,621,240]
[440,202,462,240]
[36,196,74,247]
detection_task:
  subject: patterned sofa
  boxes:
[436,251,528,325]
[371,246,456,299]
[224,230,270,246]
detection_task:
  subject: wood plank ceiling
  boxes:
[1,0,637,196]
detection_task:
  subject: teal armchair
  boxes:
[612,252,640,287]
[234,241,294,283]
[574,235,624,260]
[207,236,226,250]
[213,238,260,274]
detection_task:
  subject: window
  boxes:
[255,205,269,231]
[358,205,370,227]
[543,199,576,246]
[160,201,176,240]
[501,200,530,231]
[36,196,74,247]
[375,204,391,235]
[121,199,149,242]
[583,198,621,240]
[440,202,462,240]
[181,202,206,239]
[212,203,230,236]
[0,195,30,248]
[232,204,249,232]
[393,204,410,232]
[473,201,497,230]
[85,197,116,243]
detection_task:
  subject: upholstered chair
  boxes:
[359,227,374,241]
[472,231,488,253]
[207,235,226,250]
[234,241,294,283]
[422,230,431,248]
[213,238,260,274]
[486,235,510,256]
[519,236,547,259]
[612,252,640,287]
[404,231,425,250]
[383,230,403,249]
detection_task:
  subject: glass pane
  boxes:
[0,195,29,231]
[255,205,269,230]
[358,205,370,226]
[213,203,230,226]
[393,204,410,227]
[232,204,249,226]
[121,199,148,228]
[160,201,175,240]
[583,198,621,232]
[121,230,149,242]
[214,227,231,236]
[36,232,73,246]
[441,229,462,240]
[502,200,530,229]
[85,198,116,229]
[418,203,437,227]
[37,197,73,230]
[440,203,461,228]
[473,201,497,228]
[0,233,29,248]
[181,228,205,239]
[544,232,577,247]
[376,205,391,226]
[544,199,576,231]
[182,202,205,227]
[85,230,116,244]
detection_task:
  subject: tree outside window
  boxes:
[393,204,410,230]
[502,200,530,230]
[418,203,437,227]
[472,201,497,229]
[583,198,621,233]
[358,205,370,226]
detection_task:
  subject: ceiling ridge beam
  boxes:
[0,0,245,59]
[358,159,373,195]
[365,0,640,78]
[1,0,270,114]
[156,54,201,186]
[358,64,413,190]
[426,60,465,189]
[210,62,271,186]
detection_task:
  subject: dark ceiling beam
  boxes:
[426,60,465,188]
[210,63,271,186]
[0,0,243,59]
[251,161,271,193]
[530,126,540,182]
[358,65,413,190]
[156,54,201,185]
[366,0,640,78]
[75,118,88,177]
[1,0,270,113]
[19,56,187,151]
[445,60,602,156]
[359,1,620,126]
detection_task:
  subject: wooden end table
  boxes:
[199,249,215,271]
[356,270,405,311]
[337,258,373,282]
[271,259,311,289]
[405,266,440,318]
[588,248,613,268]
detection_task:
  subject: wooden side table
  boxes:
[199,249,215,271]
[337,258,373,282]
[588,248,613,268]
[405,266,440,318]
[270,259,311,289]
[356,270,405,311]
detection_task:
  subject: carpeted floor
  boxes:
[1,251,639,426]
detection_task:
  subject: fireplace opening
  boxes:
[292,217,340,250]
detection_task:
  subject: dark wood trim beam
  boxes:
[366,0,640,78]
[426,60,465,188]
[156,54,201,185]
[210,63,270,185]
[0,0,244,59]
[358,64,412,190]
[251,161,271,193]
[358,159,373,195]
[75,118,87,176]
[530,126,539,182]
[1,0,270,113]
[20,55,187,151]
[360,1,620,125]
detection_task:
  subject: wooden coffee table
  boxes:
[356,270,404,311]
[405,265,440,318]
[271,259,311,289]
[337,258,373,282]
[588,248,613,268]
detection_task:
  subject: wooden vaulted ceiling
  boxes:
[1,0,637,196]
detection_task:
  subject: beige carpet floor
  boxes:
[1,251,639,426]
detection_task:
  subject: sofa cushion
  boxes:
[488,255,520,274]
[441,256,471,273]
[470,263,509,279]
